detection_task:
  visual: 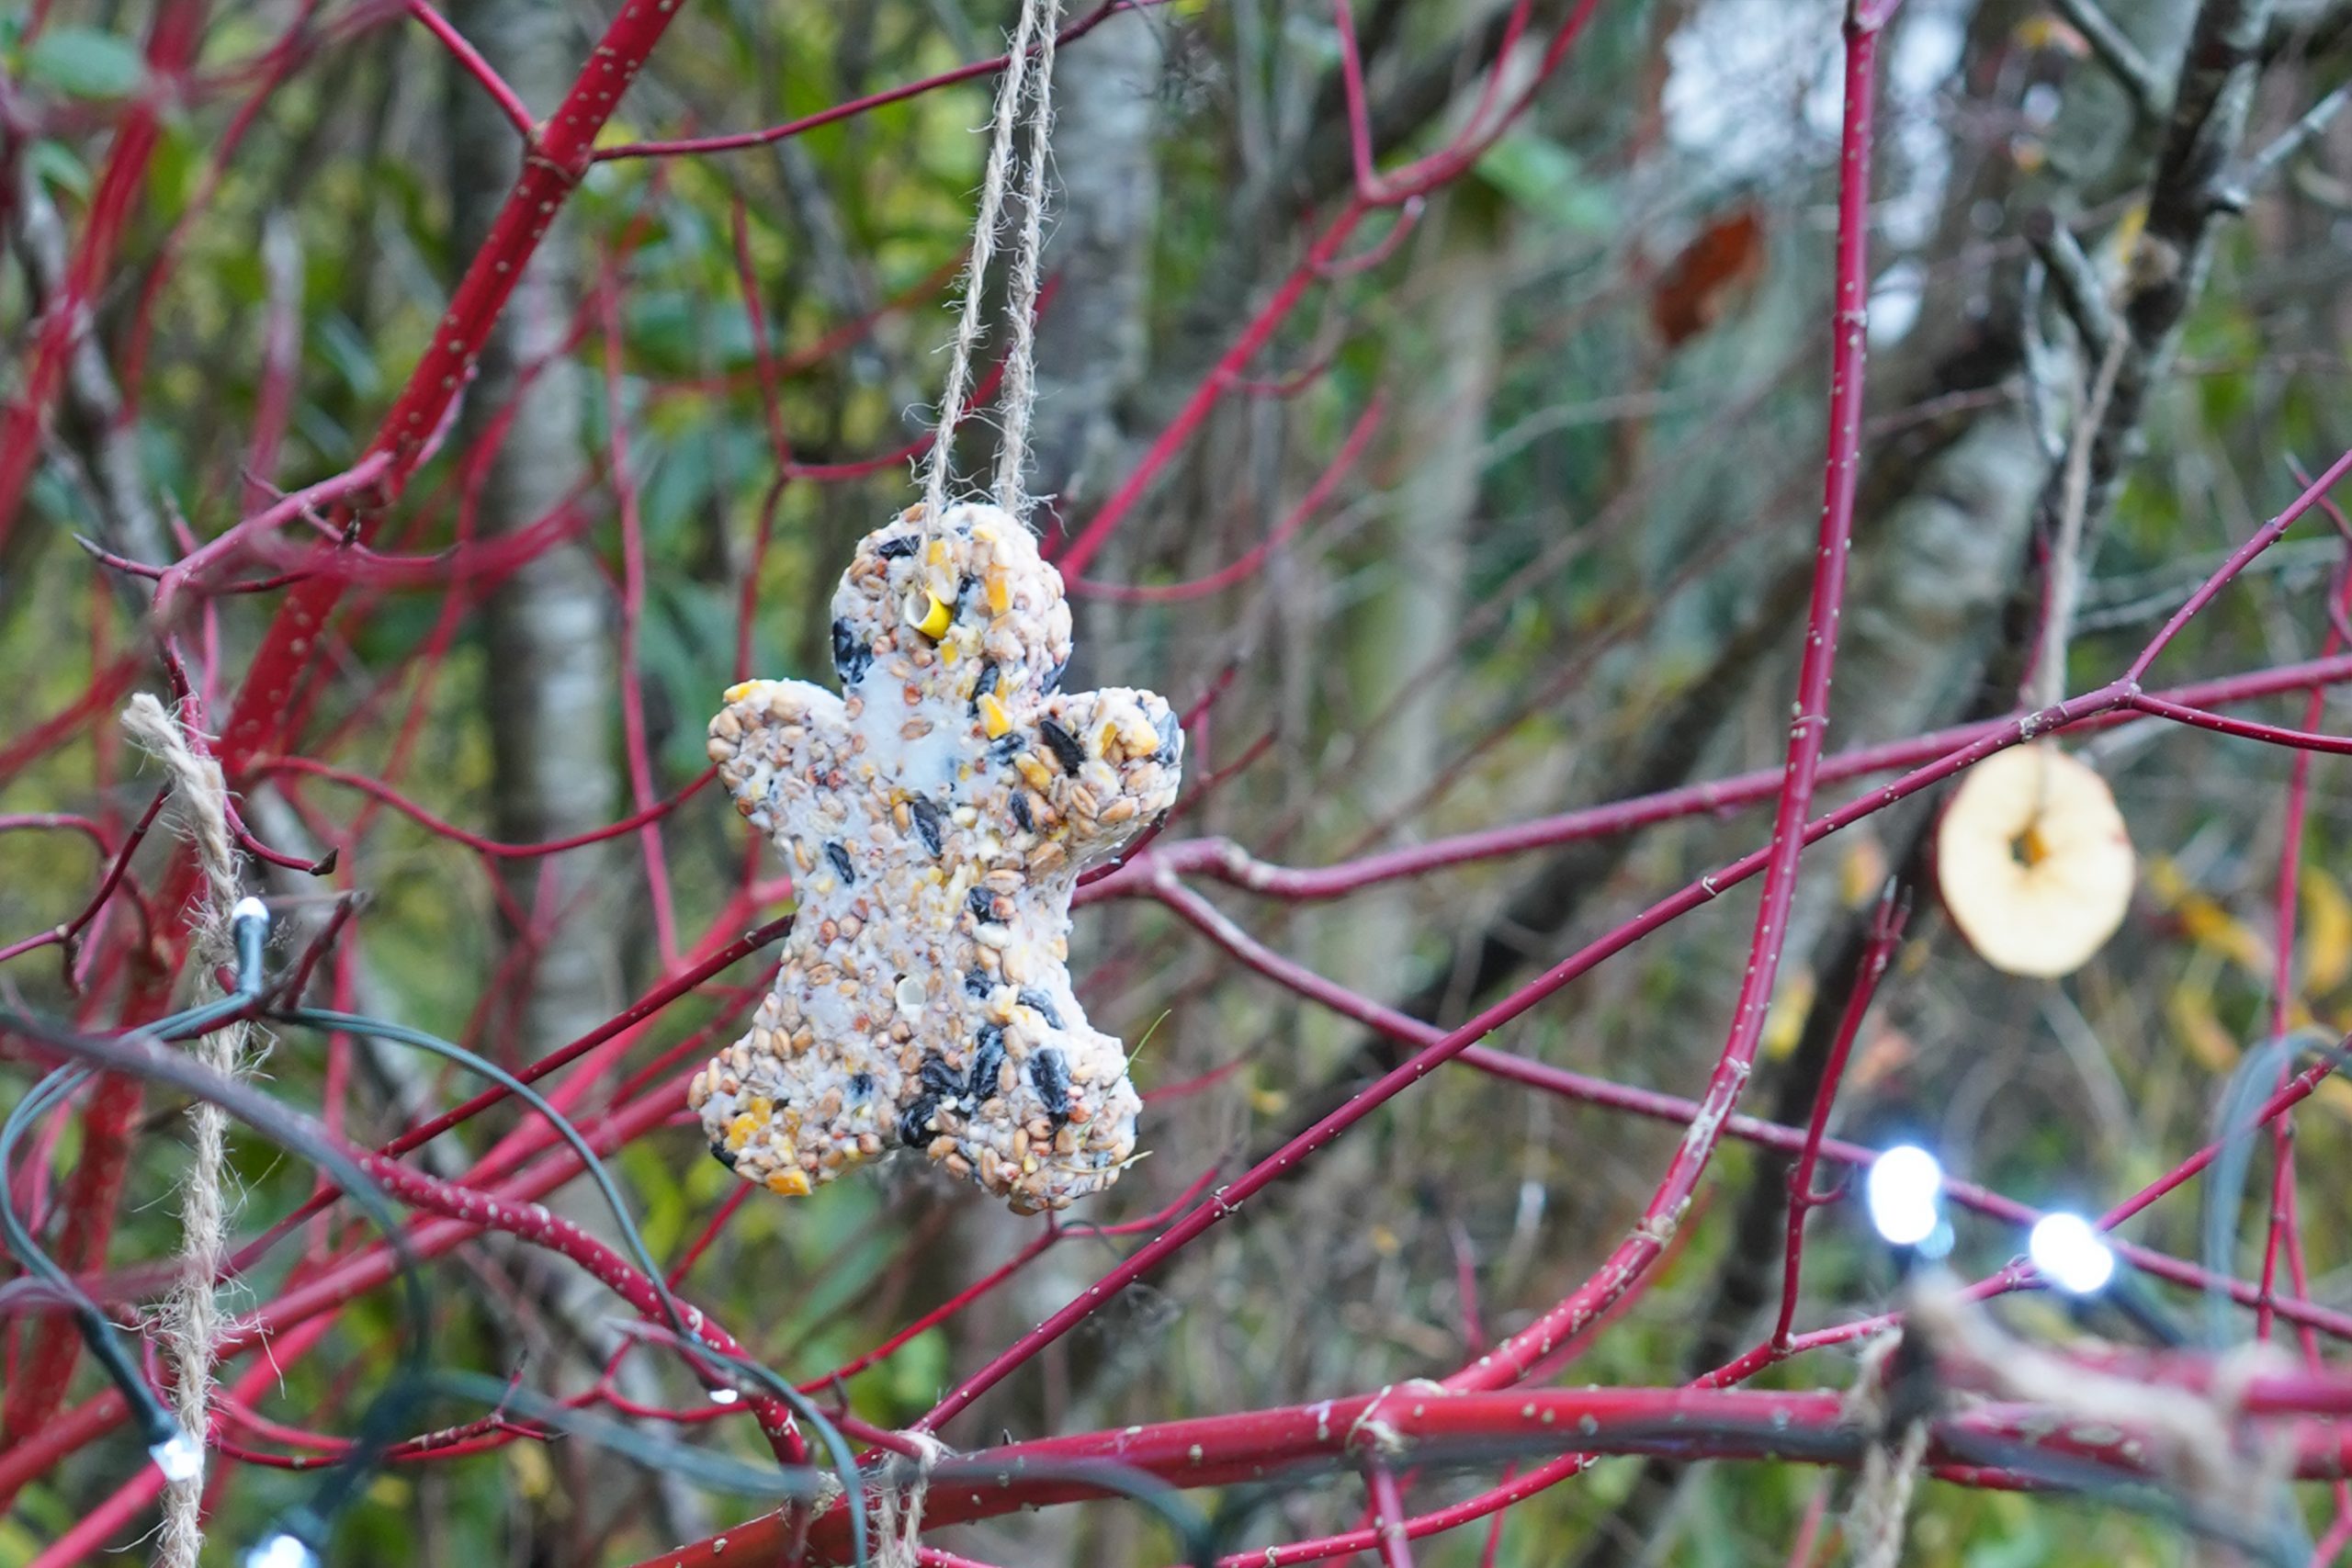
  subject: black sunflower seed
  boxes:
[969,1025,1007,1103]
[1010,792,1035,833]
[848,1072,875,1099]
[897,1095,940,1149]
[967,886,997,924]
[909,795,944,856]
[831,618,871,685]
[970,658,998,712]
[876,535,918,559]
[964,967,992,999]
[825,841,855,883]
[1037,718,1086,773]
[1032,1047,1070,1127]
[920,1056,967,1100]
[710,1144,738,1169]
[1153,708,1181,764]
[1017,988,1064,1029]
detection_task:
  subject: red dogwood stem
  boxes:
[629,1384,2352,1565]
[1442,1,1893,1393]
[0,0,209,543]
[213,0,689,773]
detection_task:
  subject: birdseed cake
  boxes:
[691,502,1182,1212]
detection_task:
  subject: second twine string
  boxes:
[922,0,1066,527]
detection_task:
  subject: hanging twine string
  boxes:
[875,1432,950,1568]
[922,0,1063,526]
[1838,1330,1927,1568]
[1905,1278,2288,1529]
[1846,1417,1928,1568]
[991,0,1064,519]
[121,693,253,1568]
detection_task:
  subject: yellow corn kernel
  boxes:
[748,1097,774,1122]
[979,692,1012,739]
[725,1114,757,1151]
[985,566,1011,615]
[940,640,959,666]
[906,589,953,638]
[1015,753,1052,791]
[765,1168,811,1197]
[723,682,757,704]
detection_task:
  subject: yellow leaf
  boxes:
[1763,968,1815,1061]
[2301,868,2352,994]
[1839,832,1888,909]
[509,1438,553,1500]
[2144,857,2273,977]
[2165,972,2241,1077]
[2102,200,2150,288]
[1246,1074,1289,1117]
[2013,16,2091,55]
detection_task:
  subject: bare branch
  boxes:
[2023,208,2118,359]
[2052,0,2170,120]
[2212,77,2352,209]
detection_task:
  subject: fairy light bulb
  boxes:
[243,1532,319,1568]
[2028,1212,2115,1295]
[1864,1145,1944,1247]
[148,1427,203,1483]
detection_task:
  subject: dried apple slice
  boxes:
[1936,742,2134,977]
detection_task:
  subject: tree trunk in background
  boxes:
[1315,197,1501,1044]
[1035,9,1165,682]
[445,0,696,1546]
[1028,10,1162,524]
[447,0,623,1065]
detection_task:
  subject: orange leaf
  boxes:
[1651,207,1767,349]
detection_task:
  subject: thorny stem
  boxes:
[1772,886,1907,1352]
[1442,2,1893,1393]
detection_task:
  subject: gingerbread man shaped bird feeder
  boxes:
[692,504,1182,1212]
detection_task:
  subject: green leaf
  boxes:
[1475,130,1616,232]
[883,1327,948,1414]
[23,28,144,99]
[27,139,90,200]
[315,312,385,401]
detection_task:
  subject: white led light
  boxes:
[2029,1213,2116,1296]
[148,1427,204,1483]
[231,896,270,928]
[707,1386,741,1405]
[1864,1145,1944,1247]
[243,1532,319,1568]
